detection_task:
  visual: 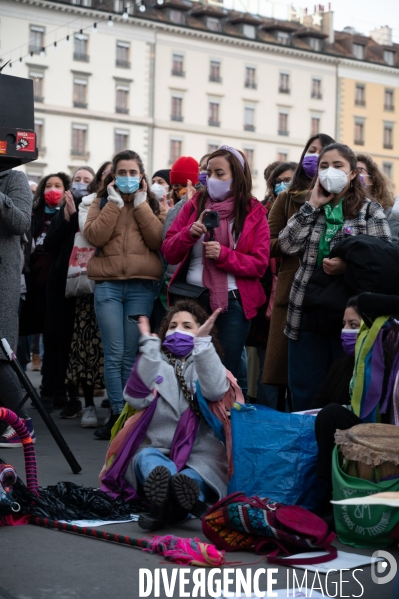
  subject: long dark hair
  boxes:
[157,300,224,359]
[87,161,112,194]
[318,143,366,218]
[98,150,159,215]
[290,133,335,194]
[196,148,252,236]
[356,153,394,210]
[33,172,71,211]
[267,161,298,199]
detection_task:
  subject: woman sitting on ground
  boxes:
[102,300,231,531]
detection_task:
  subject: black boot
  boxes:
[138,466,171,531]
[171,473,207,518]
[93,413,119,440]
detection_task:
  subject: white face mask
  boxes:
[319,167,352,195]
[150,182,166,201]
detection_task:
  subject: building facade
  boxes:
[1,0,398,195]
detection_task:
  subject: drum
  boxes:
[335,423,399,482]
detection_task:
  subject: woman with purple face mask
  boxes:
[262,134,335,401]
[162,146,270,387]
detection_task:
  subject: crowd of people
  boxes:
[1,133,399,535]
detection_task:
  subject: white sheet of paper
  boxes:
[279,550,381,573]
[58,514,139,527]
[216,591,325,598]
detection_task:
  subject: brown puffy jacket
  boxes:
[84,194,166,281]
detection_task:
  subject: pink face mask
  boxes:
[44,188,63,207]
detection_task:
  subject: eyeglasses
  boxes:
[103,169,111,177]
[357,167,369,175]
[275,177,292,184]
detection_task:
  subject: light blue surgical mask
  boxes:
[274,181,288,195]
[115,176,140,194]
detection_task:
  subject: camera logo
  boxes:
[371,550,398,585]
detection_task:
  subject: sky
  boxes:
[224,0,399,42]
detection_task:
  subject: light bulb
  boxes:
[92,23,98,33]
[19,57,23,67]
[123,10,128,19]
[157,0,164,4]
[54,41,57,50]
[66,35,70,45]
[108,15,113,26]
[9,62,12,69]
[139,2,146,11]
[40,47,45,57]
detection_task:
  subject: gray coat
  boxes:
[0,170,32,355]
[162,197,187,282]
[123,335,229,500]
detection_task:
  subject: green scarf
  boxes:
[317,198,345,265]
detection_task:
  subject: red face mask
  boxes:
[44,188,63,207]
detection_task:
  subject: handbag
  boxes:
[202,492,337,566]
[168,281,210,312]
[65,231,96,298]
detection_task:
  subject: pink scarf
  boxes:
[202,196,236,312]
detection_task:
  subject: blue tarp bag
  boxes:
[228,403,325,510]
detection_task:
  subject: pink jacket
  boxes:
[161,196,270,320]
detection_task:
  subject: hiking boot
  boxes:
[138,513,167,532]
[80,406,98,428]
[101,398,110,408]
[31,354,41,371]
[0,418,36,448]
[171,473,207,518]
[143,466,172,524]
[60,398,82,419]
[93,413,119,440]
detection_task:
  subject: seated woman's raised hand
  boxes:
[196,309,222,338]
[138,315,157,338]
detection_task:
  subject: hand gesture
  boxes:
[196,309,222,338]
[309,178,334,209]
[160,195,170,212]
[138,178,147,194]
[186,179,195,201]
[64,190,76,222]
[138,316,156,337]
[190,210,208,239]
[203,241,221,260]
[323,257,346,276]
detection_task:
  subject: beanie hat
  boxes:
[170,156,199,186]
[152,169,171,187]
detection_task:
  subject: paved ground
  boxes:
[1,369,398,599]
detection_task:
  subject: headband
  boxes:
[218,145,245,170]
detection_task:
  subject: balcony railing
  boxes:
[279,87,290,94]
[116,59,131,68]
[171,115,183,122]
[355,99,366,107]
[245,81,257,89]
[73,101,88,109]
[34,96,44,103]
[208,120,220,127]
[384,104,395,111]
[73,52,89,62]
[384,143,394,149]
[354,139,365,145]
[171,69,185,77]
[311,92,322,99]
[29,45,41,54]
[278,129,289,136]
[116,107,129,114]
[244,124,255,132]
[209,75,222,83]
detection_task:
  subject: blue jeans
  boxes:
[94,279,160,415]
[288,316,343,412]
[215,297,252,388]
[134,447,211,502]
[255,347,279,409]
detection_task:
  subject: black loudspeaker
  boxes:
[0,73,38,172]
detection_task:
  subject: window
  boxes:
[29,25,44,54]
[172,53,184,77]
[278,112,289,136]
[308,37,322,51]
[243,148,254,170]
[207,142,219,154]
[385,89,395,111]
[277,151,288,161]
[384,50,395,66]
[279,72,290,93]
[354,119,365,145]
[72,124,87,156]
[311,116,320,136]
[209,102,220,126]
[276,31,290,45]
[383,163,393,179]
[34,120,44,151]
[311,78,322,99]
[116,85,129,114]
[74,34,89,62]
[116,42,130,68]
[170,10,183,24]
[114,129,129,154]
[73,78,88,108]
[171,96,183,121]
[113,0,124,10]
[209,61,221,83]
[29,71,44,102]
[245,67,256,89]
[353,43,364,60]
[207,18,220,32]
[169,139,182,164]
[384,123,394,149]
[355,84,365,106]
[243,24,256,39]
[244,106,255,132]
[27,171,43,184]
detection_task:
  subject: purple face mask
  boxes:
[198,172,208,187]
[341,329,359,356]
[207,177,233,202]
[302,154,319,178]
[162,329,195,358]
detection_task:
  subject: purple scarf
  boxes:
[361,330,385,419]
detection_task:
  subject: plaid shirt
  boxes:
[279,200,392,340]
